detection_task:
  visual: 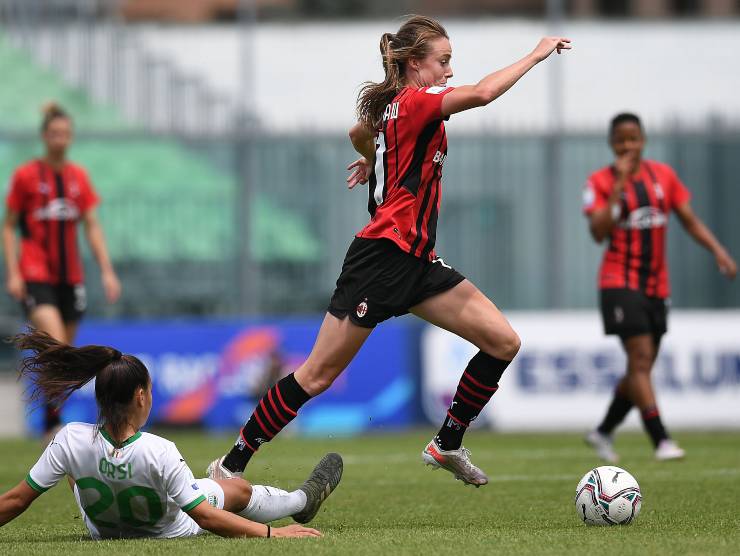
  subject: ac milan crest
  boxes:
[356,299,368,318]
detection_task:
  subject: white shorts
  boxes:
[73,478,225,539]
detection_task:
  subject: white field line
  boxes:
[5,451,737,484]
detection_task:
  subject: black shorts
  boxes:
[22,282,87,323]
[600,288,667,340]
[328,237,466,328]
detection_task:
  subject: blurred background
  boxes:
[0,0,737,436]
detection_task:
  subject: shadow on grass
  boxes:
[0,534,93,543]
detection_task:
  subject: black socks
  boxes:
[597,389,634,435]
[641,406,669,447]
[435,351,510,451]
[223,372,311,472]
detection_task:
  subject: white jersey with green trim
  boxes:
[27,422,207,539]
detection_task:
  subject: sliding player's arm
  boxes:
[186,500,320,538]
[1,427,71,527]
[0,481,41,526]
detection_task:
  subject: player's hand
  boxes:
[102,270,121,303]
[715,249,737,279]
[6,273,26,301]
[531,36,571,62]
[346,158,372,189]
[271,524,322,538]
[614,151,638,181]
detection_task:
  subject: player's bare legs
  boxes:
[410,280,520,360]
[587,334,658,463]
[64,321,79,345]
[215,478,253,512]
[410,279,520,486]
[29,305,69,442]
[621,334,658,410]
[29,305,68,343]
[589,333,682,461]
[209,314,371,478]
[621,334,684,460]
[293,313,373,395]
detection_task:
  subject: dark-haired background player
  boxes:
[2,102,121,439]
[208,15,570,487]
[583,112,736,462]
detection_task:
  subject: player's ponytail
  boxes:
[40,101,70,131]
[357,15,448,128]
[15,329,150,442]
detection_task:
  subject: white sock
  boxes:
[238,485,307,523]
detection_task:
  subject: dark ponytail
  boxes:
[357,15,449,128]
[15,329,150,443]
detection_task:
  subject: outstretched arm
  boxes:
[441,36,571,117]
[0,481,41,527]
[674,202,737,278]
[187,500,321,538]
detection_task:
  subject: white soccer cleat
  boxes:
[585,430,619,464]
[422,440,489,487]
[206,455,243,480]
[655,439,685,461]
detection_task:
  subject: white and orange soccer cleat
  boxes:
[422,439,489,487]
[206,455,243,480]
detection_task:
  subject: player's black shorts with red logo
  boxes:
[600,288,667,339]
[22,282,87,322]
[328,237,465,328]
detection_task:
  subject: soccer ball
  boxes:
[575,466,642,526]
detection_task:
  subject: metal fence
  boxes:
[0,1,738,320]
[0,0,242,134]
[1,128,739,321]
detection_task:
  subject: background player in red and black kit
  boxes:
[208,15,570,486]
[583,113,736,462]
[2,103,121,437]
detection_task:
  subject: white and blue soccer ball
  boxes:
[575,466,642,526]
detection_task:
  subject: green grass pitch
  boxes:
[1,430,738,555]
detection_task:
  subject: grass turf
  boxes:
[1,430,739,555]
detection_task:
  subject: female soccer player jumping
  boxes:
[209,15,570,487]
[0,330,342,539]
[583,113,736,462]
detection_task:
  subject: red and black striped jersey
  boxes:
[357,85,454,261]
[5,159,99,285]
[583,160,691,298]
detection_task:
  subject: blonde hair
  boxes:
[356,15,448,128]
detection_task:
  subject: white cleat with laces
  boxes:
[585,430,619,464]
[422,439,489,487]
[206,455,243,480]
[655,439,685,461]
